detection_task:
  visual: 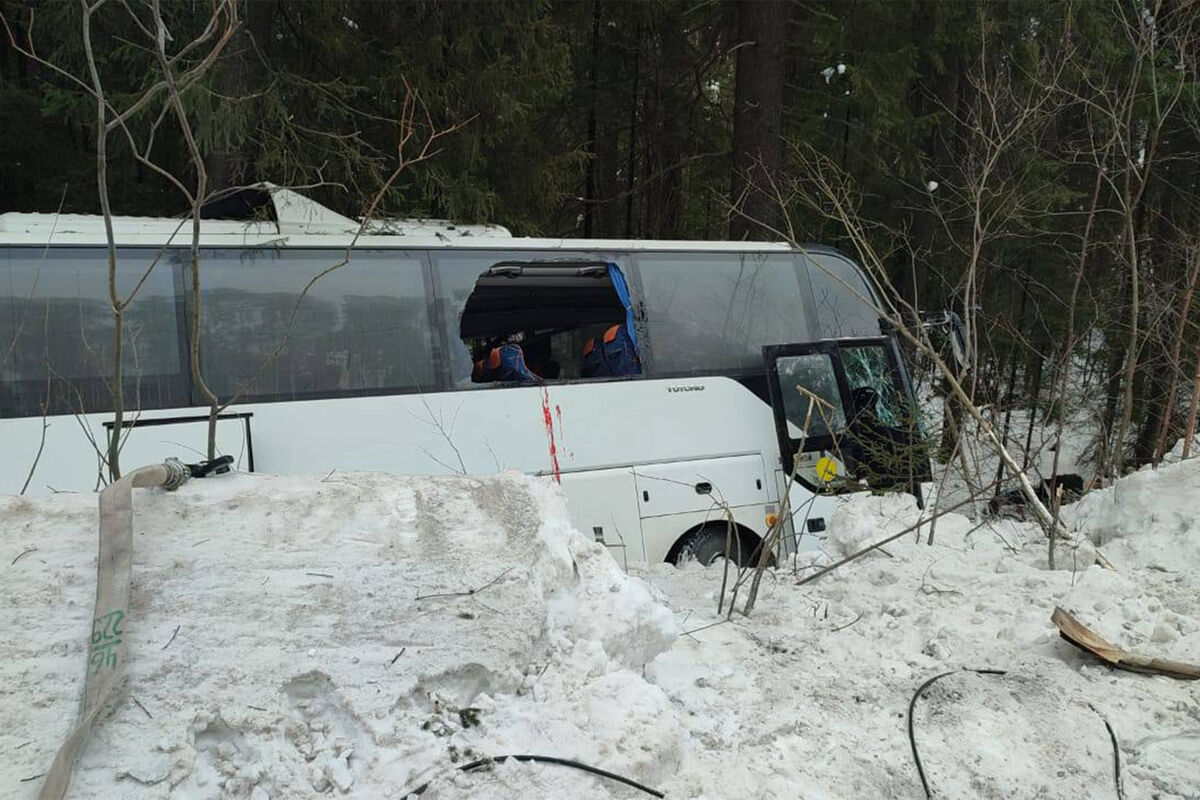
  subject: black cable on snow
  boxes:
[403,753,666,798]
[907,669,959,799]
[907,668,1122,800]
[1089,704,1124,800]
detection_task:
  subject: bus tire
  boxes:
[674,524,763,567]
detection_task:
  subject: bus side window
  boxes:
[802,251,881,339]
[0,246,187,418]
[432,251,635,388]
[638,252,808,376]
[431,251,503,388]
[194,248,435,402]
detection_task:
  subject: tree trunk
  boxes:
[581,0,602,237]
[728,0,783,240]
[1183,337,1200,458]
[1152,245,1200,461]
[641,5,689,238]
[206,0,274,192]
[623,23,642,238]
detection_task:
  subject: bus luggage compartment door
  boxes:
[631,455,771,563]
[557,467,645,567]
[633,454,769,518]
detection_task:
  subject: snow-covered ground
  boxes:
[3,461,1199,798]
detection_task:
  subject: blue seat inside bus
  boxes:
[582,324,641,378]
[472,343,541,383]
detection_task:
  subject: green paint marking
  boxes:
[89,609,125,673]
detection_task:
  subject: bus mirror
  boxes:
[947,312,971,369]
[918,310,972,370]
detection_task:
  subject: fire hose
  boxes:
[38,456,231,800]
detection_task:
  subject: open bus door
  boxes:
[763,337,931,509]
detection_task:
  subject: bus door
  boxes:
[762,337,931,506]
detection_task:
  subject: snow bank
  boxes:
[5,459,1199,799]
[0,471,677,798]
[641,462,1200,799]
[1066,457,1200,571]
[1059,458,1200,666]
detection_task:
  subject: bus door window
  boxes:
[764,344,853,492]
[764,338,931,500]
[776,352,845,439]
[840,344,902,426]
[839,341,927,485]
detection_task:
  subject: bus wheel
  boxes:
[674,524,759,567]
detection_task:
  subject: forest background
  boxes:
[3,0,1199,477]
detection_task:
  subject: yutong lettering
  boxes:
[667,385,705,393]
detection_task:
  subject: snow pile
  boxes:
[4,459,1199,799]
[640,460,1200,799]
[1061,458,1200,663]
[1,471,677,798]
[825,491,924,556]
[1066,456,1200,570]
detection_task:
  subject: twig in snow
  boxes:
[963,519,1018,554]
[161,625,180,650]
[832,612,864,632]
[530,662,551,701]
[247,705,267,712]
[681,619,731,638]
[390,647,407,666]
[11,547,37,565]
[415,567,513,601]
[796,489,993,587]
[321,469,337,482]
[191,538,209,547]
[306,572,334,579]
[132,696,153,719]
[20,774,43,783]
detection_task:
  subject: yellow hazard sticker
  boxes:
[815,456,838,481]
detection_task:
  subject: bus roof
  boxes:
[0,184,797,253]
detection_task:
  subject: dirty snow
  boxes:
[1,472,677,798]
[3,461,1200,799]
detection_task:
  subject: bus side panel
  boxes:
[634,454,769,518]
[776,470,841,555]
[0,377,788,569]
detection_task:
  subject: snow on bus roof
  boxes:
[0,185,512,240]
[0,183,796,252]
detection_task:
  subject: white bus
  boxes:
[0,187,931,566]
